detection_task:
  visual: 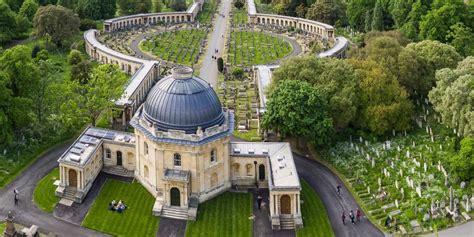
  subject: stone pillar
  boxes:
[4,211,16,237]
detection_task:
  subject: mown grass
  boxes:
[185,192,253,237]
[82,179,159,237]
[33,167,60,213]
[228,31,292,66]
[297,179,335,237]
[140,29,207,65]
[197,0,218,24]
[232,7,248,25]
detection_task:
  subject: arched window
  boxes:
[174,153,181,167]
[105,149,111,159]
[144,165,149,179]
[144,142,148,155]
[211,173,218,187]
[210,149,216,163]
[232,163,240,176]
[246,164,253,176]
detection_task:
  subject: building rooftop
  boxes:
[116,61,159,106]
[163,169,190,182]
[58,127,135,167]
[230,142,300,190]
[247,0,257,15]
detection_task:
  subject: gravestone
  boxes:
[423,213,430,221]
[4,211,16,237]
[395,180,399,189]
[416,186,422,197]
[449,186,454,211]
[395,199,399,208]
[460,181,466,189]
[424,163,427,172]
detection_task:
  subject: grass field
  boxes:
[33,167,60,213]
[82,179,159,237]
[140,29,207,65]
[228,31,292,66]
[0,222,5,234]
[297,179,335,237]
[196,0,218,24]
[185,192,253,237]
[232,7,248,25]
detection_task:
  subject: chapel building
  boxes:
[55,67,303,229]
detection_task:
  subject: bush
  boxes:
[36,49,49,61]
[80,18,97,31]
[231,68,244,79]
[31,44,41,58]
[217,57,224,72]
[67,49,83,65]
[234,1,244,9]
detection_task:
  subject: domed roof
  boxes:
[143,67,225,134]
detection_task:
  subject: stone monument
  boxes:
[4,211,16,237]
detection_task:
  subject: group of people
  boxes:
[341,209,362,225]
[211,48,219,60]
[108,200,128,213]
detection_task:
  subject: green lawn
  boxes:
[232,7,248,25]
[185,192,253,237]
[233,129,261,141]
[140,29,207,65]
[196,0,218,24]
[228,31,292,66]
[0,222,5,234]
[82,179,159,237]
[33,167,60,213]
[297,179,335,237]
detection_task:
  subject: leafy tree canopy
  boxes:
[33,5,80,47]
[405,40,462,71]
[448,137,474,181]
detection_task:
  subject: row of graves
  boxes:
[217,72,260,139]
[322,99,473,234]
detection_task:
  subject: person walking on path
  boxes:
[349,210,355,224]
[14,193,19,205]
[341,211,346,225]
[337,185,342,196]
[257,195,263,210]
[356,208,362,222]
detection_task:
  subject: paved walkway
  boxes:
[293,154,385,237]
[0,142,107,236]
[422,221,473,237]
[157,217,187,237]
[251,189,295,237]
[199,0,232,87]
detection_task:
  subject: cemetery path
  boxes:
[293,154,385,237]
[199,0,232,88]
[422,221,474,237]
[0,142,107,236]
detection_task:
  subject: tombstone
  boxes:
[440,144,443,150]
[386,141,391,149]
[397,146,401,152]
[406,150,410,158]
[366,154,370,161]
[416,186,422,197]
[382,143,386,150]
[412,141,416,148]
[431,135,435,143]
[424,163,427,172]
[411,167,415,174]
[4,211,16,237]
[387,171,390,177]
[445,176,449,187]
[426,126,429,134]
[460,181,466,189]
[359,136,363,143]
[371,159,375,168]
[392,129,396,137]
[428,174,434,181]
[399,169,403,177]
[383,168,387,177]
[350,142,354,148]
[365,140,368,146]
[391,161,394,169]
[395,180,399,189]
[376,149,380,157]
[466,199,472,212]
[423,213,430,221]
[395,199,399,208]
[440,200,446,208]
[410,179,414,189]
[378,177,382,191]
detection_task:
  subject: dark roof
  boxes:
[143,67,225,133]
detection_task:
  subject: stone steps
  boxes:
[161,206,188,220]
[103,166,134,177]
[280,217,294,230]
[62,188,77,201]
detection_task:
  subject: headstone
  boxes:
[423,213,430,221]
[4,211,16,237]
[397,146,401,152]
[412,141,416,148]
[365,140,368,146]
[395,180,399,189]
[367,186,370,194]
[411,167,415,174]
[416,186,422,197]
[376,149,380,157]
[395,199,399,208]
[391,161,394,169]
[371,159,375,168]
[359,136,363,143]
[383,168,387,177]
[399,169,403,177]
[449,186,454,211]
[406,150,410,158]
[392,129,395,137]
[460,181,466,189]
[424,163,427,172]
[366,154,370,161]
[466,199,472,212]
[378,177,382,191]
[440,200,446,208]
[431,135,434,143]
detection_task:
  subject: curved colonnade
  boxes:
[83,0,348,126]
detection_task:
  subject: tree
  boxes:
[306,0,346,26]
[117,0,151,14]
[370,0,383,31]
[349,59,413,135]
[153,0,162,12]
[234,1,244,9]
[262,80,333,145]
[405,40,462,71]
[71,60,92,84]
[0,2,18,44]
[428,57,474,137]
[347,0,376,32]
[397,47,433,97]
[446,23,474,57]
[68,49,83,65]
[0,72,14,145]
[388,0,414,27]
[448,137,474,181]
[295,3,306,18]
[399,0,426,40]
[33,5,80,47]
[217,57,224,72]
[419,1,471,42]
[19,0,39,21]
[365,36,401,76]
[169,0,186,11]
[77,0,117,20]
[272,56,358,130]
[67,64,128,126]
[5,0,24,12]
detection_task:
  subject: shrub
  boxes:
[36,49,49,61]
[234,1,244,9]
[31,44,41,58]
[217,57,224,72]
[67,49,83,65]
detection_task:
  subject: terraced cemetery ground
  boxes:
[185,192,253,237]
[82,179,159,237]
[140,28,208,65]
[196,0,218,24]
[228,31,292,66]
[321,105,473,233]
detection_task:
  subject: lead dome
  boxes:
[142,66,225,134]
